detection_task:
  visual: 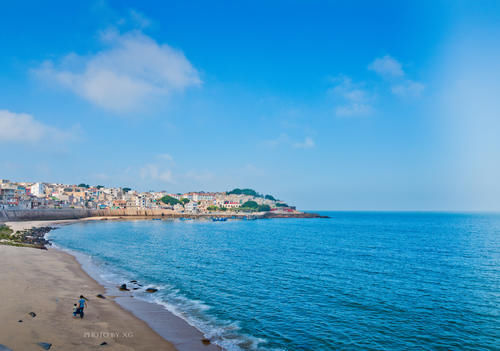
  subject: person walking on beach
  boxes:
[77,295,88,319]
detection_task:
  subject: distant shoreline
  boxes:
[0,208,329,223]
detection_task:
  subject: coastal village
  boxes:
[0,179,297,214]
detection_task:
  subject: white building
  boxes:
[30,183,45,197]
[184,201,198,213]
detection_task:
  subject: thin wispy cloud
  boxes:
[157,153,174,161]
[140,164,174,183]
[34,29,201,113]
[392,80,425,97]
[329,76,375,117]
[0,109,77,143]
[127,9,152,29]
[263,133,316,150]
[368,55,404,78]
[369,55,424,98]
[293,137,315,149]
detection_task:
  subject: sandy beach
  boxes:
[0,219,221,351]
[0,244,176,351]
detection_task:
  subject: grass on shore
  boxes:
[0,224,30,247]
[0,224,14,240]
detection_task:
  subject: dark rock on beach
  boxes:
[29,312,36,318]
[119,284,129,291]
[18,319,23,322]
[201,338,211,345]
[96,294,106,299]
[145,288,158,293]
[11,226,55,249]
[129,280,138,283]
[37,342,52,350]
[100,341,108,346]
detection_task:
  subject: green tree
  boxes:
[264,194,276,201]
[257,204,271,212]
[276,203,288,207]
[227,188,261,197]
[78,183,90,188]
[123,187,132,193]
[241,200,259,209]
[160,195,181,205]
[96,185,104,189]
[181,198,190,205]
[207,205,218,211]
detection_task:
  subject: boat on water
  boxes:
[212,217,228,222]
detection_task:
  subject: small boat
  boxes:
[212,217,227,222]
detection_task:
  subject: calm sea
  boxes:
[48,212,500,350]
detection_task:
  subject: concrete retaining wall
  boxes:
[0,208,180,221]
[0,209,99,221]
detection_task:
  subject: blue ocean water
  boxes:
[47,213,500,350]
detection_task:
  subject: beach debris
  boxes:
[28,312,37,318]
[37,342,52,350]
[145,287,158,293]
[100,341,108,346]
[0,345,14,351]
[18,319,23,322]
[96,294,106,299]
[119,284,129,291]
[201,338,211,345]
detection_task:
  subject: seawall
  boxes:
[0,208,181,221]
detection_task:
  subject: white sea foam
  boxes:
[50,240,269,351]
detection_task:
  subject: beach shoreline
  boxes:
[0,219,221,351]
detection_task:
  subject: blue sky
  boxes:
[1,0,500,211]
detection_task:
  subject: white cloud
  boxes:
[140,164,174,183]
[329,76,375,117]
[35,30,201,113]
[0,109,75,143]
[128,9,152,29]
[368,55,425,98]
[293,137,315,149]
[391,80,425,97]
[262,133,315,149]
[368,55,404,78]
